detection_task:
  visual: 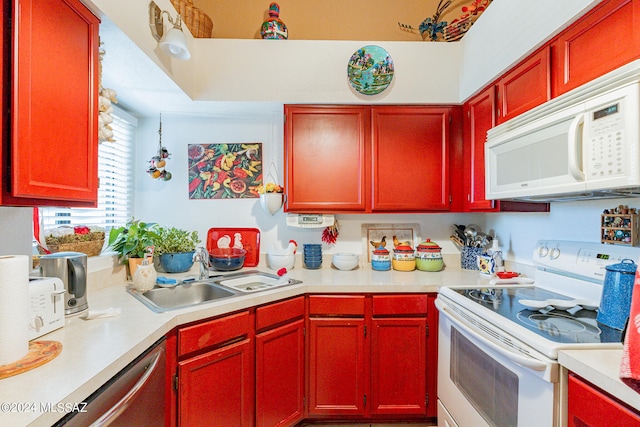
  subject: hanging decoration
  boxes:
[398,0,492,42]
[322,220,340,245]
[97,40,118,142]
[258,161,284,215]
[147,114,172,181]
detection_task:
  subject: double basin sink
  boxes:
[128,270,302,313]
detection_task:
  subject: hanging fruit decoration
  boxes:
[147,114,172,181]
[322,220,340,245]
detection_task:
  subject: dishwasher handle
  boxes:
[89,347,164,427]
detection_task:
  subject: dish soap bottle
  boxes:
[487,239,504,273]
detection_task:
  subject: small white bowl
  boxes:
[267,253,295,270]
[332,253,359,271]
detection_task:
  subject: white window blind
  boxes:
[40,106,136,233]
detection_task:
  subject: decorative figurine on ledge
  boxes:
[261,2,288,39]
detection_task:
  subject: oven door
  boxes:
[436,297,560,427]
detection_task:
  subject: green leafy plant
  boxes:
[153,226,200,255]
[107,218,160,262]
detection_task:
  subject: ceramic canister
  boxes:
[416,239,443,272]
[392,244,416,271]
[371,245,391,271]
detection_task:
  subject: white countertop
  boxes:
[0,263,483,427]
[3,261,638,425]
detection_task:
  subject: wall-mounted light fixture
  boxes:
[149,1,191,60]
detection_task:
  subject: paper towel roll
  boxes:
[0,255,30,365]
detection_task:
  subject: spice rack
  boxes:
[601,206,639,246]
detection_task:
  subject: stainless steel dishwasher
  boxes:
[54,338,166,427]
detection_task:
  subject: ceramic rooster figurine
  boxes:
[370,235,387,248]
[393,235,411,248]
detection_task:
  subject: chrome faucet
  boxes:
[193,247,211,280]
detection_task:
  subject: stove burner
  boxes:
[516,311,601,338]
[467,289,503,303]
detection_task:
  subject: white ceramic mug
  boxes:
[477,254,496,277]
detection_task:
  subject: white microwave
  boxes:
[486,61,640,202]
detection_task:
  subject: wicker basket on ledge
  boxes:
[170,0,213,38]
[44,231,105,257]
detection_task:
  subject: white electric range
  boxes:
[436,240,640,427]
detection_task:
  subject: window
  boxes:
[40,105,136,233]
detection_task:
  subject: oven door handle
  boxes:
[436,299,550,372]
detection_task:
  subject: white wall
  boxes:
[485,198,640,265]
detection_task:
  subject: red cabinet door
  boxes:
[464,86,496,211]
[7,0,99,206]
[178,338,254,427]
[308,317,366,417]
[371,106,450,211]
[551,0,640,97]
[370,317,427,416]
[568,372,640,426]
[256,319,305,427]
[285,105,368,212]
[496,46,550,124]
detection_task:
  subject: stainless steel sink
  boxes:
[128,270,303,313]
[213,270,302,293]
[128,281,237,313]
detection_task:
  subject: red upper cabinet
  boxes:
[496,46,551,124]
[371,106,451,211]
[1,0,99,207]
[285,105,454,213]
[463,86,496,211]
[551,0,640,97]
[284,105,369,212]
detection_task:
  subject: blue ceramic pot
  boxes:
[159,251,195,273]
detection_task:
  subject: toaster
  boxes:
[28,277,65,340]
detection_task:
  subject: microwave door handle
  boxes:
[568,113,586,181]
[436,299,549,372]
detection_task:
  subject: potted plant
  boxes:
[153,226,201,273]
[258,182,285,215]
[107,218,160,277]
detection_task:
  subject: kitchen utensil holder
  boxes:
[461,246,483,270]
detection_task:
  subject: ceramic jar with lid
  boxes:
[416,239,444,272]
[371,245,391,271]
[392,244,416,271]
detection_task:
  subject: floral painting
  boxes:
[188,143,262,199]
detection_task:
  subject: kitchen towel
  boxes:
[619,257,640,393]
[0,255,30,365]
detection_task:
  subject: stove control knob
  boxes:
[537,245,549,257]
[549,247,560,259]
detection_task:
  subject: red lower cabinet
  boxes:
[178,339,254,426]
[370,317,427,415]
[308,316,367,416]
[175,310,254,427]
[255,297,305,427]
[306,294,436,422]
[568,372,640,426]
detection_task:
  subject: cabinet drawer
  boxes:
[256,296,304,331]
[178,310,251,356]
[308,295,366,316]
[372,294,428,316]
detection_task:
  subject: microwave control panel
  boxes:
[586,101,625,179]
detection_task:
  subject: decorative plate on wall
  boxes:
[347,45,394,95]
